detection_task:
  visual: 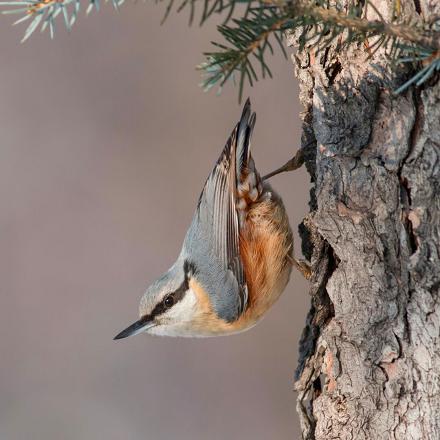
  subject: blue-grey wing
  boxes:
[183,101,256,322]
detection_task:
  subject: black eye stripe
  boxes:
[164,295,174,307]
[148,260,196,319]
[184,260,197,276]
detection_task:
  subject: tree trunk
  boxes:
[288,1,440,438]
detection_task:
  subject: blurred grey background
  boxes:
[0,5,310,440]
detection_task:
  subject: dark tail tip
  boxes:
[236,98,256,178]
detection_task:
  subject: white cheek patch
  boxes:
[149,289,199,337]
[166,288,198,321]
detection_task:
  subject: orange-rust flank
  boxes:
[239,192,293,325]
[188,190,293,336]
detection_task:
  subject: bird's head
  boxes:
[113,259,213,339]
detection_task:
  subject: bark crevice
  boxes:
[289,2,440,437]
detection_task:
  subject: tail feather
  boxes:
[236,98,256,184]
[234,99,263,222]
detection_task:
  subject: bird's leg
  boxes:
[287,255,312,280]
[262,148,305,181]
[263,148,310,280]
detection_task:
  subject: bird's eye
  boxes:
[164,295,175,308]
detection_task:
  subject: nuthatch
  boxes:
[114,99,310,339]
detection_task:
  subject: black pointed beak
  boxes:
[113,316,155,340]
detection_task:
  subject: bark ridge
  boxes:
[289,1,440,438]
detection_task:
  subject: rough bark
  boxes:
[288,1,440,439]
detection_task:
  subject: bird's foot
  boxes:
[262,148,305,181]
[288,255,312,280]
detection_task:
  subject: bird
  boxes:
[114,99,310,340]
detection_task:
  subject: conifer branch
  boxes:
[199,6,291,100]
[294,1,438,50]
[199,0,440,98]
[0,0,124,41]
[0,0,438,97]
